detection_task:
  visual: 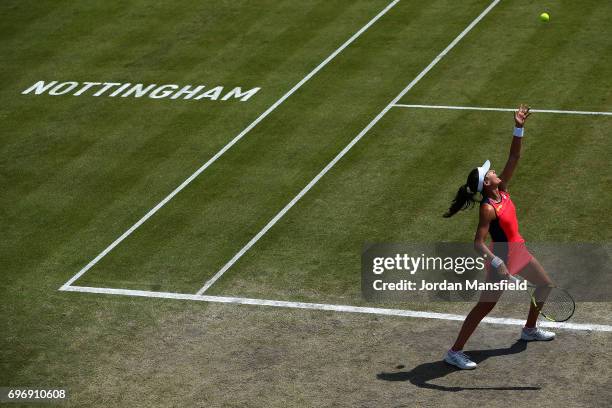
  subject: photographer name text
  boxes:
[372,279,527,291]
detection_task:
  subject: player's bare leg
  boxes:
[445,288,503,369]
[518,257,556,340]
[451,288,503,351]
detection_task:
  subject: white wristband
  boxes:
[513,127,524,137]
[491,256,504,268]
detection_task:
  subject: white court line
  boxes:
[62,285,612,332]
[59,0,401,290]
[197,0,502,295]
[393,104,612,116]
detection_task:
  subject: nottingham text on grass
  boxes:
[22,80,261,102]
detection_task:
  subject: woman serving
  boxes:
[443,105,555,370]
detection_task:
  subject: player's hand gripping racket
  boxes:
[509,275,575,322]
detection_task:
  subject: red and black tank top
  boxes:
[481,191,524,243]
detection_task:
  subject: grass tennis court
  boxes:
[2,0,611,406]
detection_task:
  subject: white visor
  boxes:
[477,160,491,192]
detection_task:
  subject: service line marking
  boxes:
[62,285,612,332]
[197,0,502,295]
[393,104,612,116]
[59,0,401,290]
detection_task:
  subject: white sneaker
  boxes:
[444,350,477,370]
[521,327,556,341]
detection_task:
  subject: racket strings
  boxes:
[537,288,575,321]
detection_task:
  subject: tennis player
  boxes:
[442,105,555,370]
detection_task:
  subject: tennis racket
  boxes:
[509,275,575,322]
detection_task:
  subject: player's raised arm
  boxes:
[499,105,531,191]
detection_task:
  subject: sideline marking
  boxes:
[62,285,612,333]
[393,104,612,116]
[59,0,401,290]
[197,0,502,295]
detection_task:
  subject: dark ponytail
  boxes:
[443,168,480,218]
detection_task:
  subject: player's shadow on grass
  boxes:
[377,340,541,392]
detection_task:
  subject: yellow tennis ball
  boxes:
[540,12,550,22]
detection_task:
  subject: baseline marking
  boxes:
[393,104,612,116]
[197,0,502,295]
[59,0,401,290]
[63,285,612,333]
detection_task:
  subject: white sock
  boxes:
[523,326,536,333]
